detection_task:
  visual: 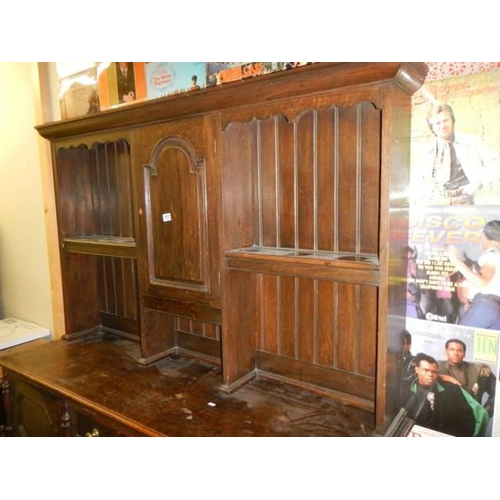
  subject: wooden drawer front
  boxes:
[3,371,143,437]
[11,376,62,437]
[73,410,122,437]
[72,405,143,437]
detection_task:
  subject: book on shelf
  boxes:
[205,62,248,87]
[59,66,99,120]
[145,62,206,99]
[206,62,285,87]
[98,62,147,111]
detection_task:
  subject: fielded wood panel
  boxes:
[146,140,207,286]
[133,116,223,361]
[10,376,62,437]
[135,116,221,311]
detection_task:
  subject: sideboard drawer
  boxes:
[72,405,140,437]
[1,369,147,437]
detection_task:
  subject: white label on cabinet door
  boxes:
[162,213,172,222]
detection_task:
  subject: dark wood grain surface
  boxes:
[0,337,374,437]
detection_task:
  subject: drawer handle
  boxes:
[85,428,100,437]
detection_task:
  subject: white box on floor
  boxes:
[0,318,50,350]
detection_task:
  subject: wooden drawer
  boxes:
[71,404,142,437]
[1,370,146,437]
[6,374,63,437]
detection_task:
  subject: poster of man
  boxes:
[410,70,500,206]
[401,69,500,436]
[403,352,489,436]
[397,324,498,436]
[407,70,500,331]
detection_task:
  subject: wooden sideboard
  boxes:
[0,335,375,436]
[21,62,427,436]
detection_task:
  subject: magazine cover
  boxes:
[206,62,285,87]
[145,62,206,100]
[205,62,248,86]
[98,62,147,110]
[206,62,253,87]
[396,68,500,437]
[59,66,99,119]
[240,62,282,80]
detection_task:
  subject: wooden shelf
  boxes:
[225,246,380,286]
[62,236,136,258]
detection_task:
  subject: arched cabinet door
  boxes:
[140,127,219,307]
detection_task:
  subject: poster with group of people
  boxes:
[398,68,500,437]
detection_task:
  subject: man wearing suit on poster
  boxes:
[438,338,496,419]
[412,102,500,205]
[116,62,136,104]
[405,353,489,436]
